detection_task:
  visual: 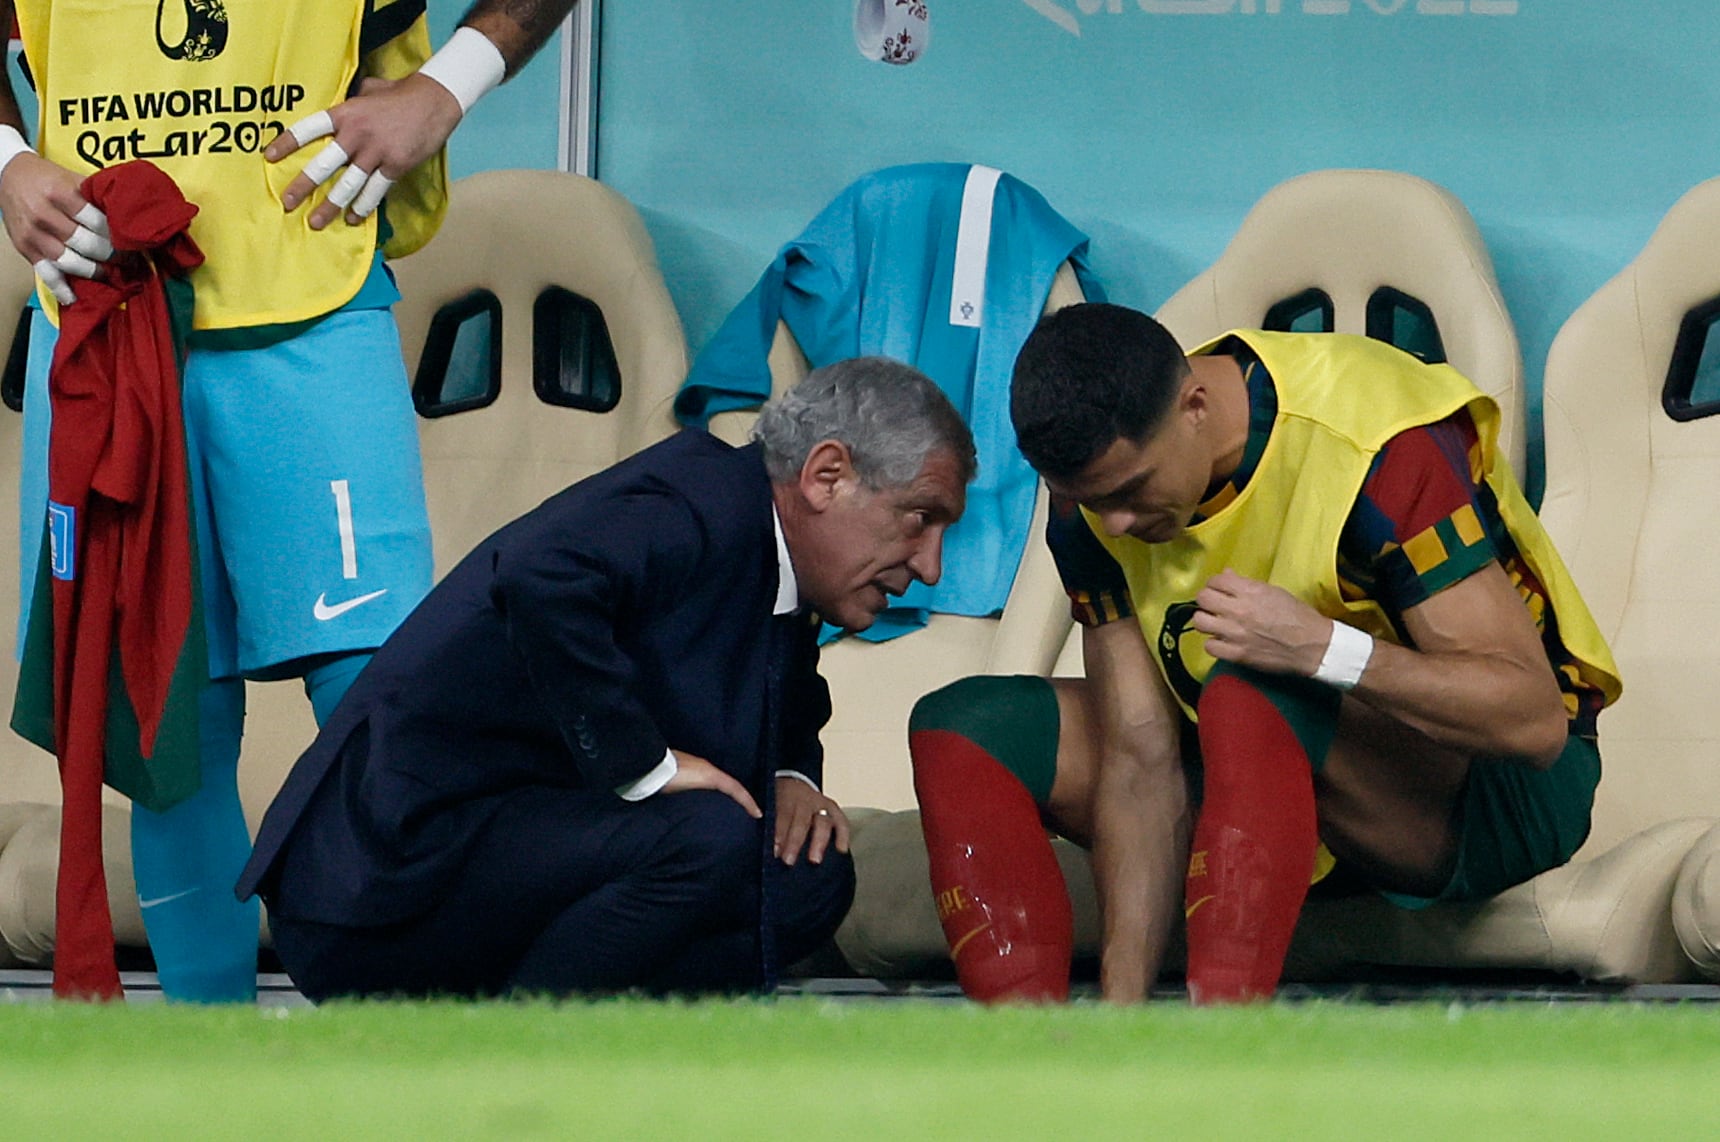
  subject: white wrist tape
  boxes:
[1314,621,1374,691]
[0,124,36,184]
[418,27,507,116]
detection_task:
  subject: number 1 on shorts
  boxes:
[332,479,359,580]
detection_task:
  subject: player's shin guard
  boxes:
[130,678,259,1003]
[910,676,1071,1003]
[1185,664,1336,1005]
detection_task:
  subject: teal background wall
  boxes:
[588,1,1720,492]
[428,4,562,179]
[587,0,1720,361]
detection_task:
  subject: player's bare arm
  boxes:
[1192,564,1567,766]
[463,0,578,74]
[270,0,581,228]
[1080,619,1191,1004]
[0,1,110,305]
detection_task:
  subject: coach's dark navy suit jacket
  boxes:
[237,432,830,927]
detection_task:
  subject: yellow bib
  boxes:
[18,0,447,329]
[1092,330,1623,722]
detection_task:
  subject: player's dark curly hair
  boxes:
[1010,303,1190,481]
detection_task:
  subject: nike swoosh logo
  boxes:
[139,887,200,909]
[948,921,992,959]
[1184,894,1216,920]
[314,589,389,621]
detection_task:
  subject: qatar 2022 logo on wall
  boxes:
[156,0,229,62]
[1022,0,1519,35]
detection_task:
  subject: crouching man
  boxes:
[239,357,973,998]
[910,304,1619,1004]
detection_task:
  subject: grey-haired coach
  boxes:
[238,357,974,999]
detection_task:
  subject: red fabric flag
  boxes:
[46,161,201,1000]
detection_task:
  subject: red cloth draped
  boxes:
[46,161,201,1000]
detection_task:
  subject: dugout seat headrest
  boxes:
[1156,169,1527,479]
[1538,175,1720,859]
[389,168,689,576]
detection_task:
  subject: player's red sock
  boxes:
[911,726,1072,1003]
[1184,668,1326,1004]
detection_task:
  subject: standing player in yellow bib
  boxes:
[909,303,1620,1004]
[0,0,583,1002]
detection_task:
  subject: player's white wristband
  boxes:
[417,27,507,116]
[0,124,36,184]
[1314,621,1374,691]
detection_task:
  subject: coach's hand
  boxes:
[1190,568,1332,678]
[662,752,762,819]
[774,777,850,867]
[267,74,461,232]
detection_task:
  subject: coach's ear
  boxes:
[797,439,857,513]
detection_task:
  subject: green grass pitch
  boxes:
[1,999,1717,1139]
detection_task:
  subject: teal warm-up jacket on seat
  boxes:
[675,163,1104,642]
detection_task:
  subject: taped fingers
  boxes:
[73,202,111,239]
[65,223,114,263]
[299,140,351,188]
[327,164,370,209]
[53,246,99,279]
[33,259,75,305]
[349,171,394,219]
[274,108,392,220]
[283,110,335,149]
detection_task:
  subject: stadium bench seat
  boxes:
[0,170,690,968]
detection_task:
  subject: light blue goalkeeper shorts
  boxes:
[19,304,433,680]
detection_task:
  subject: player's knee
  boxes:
[909,674,1060,805]
[911,675,1002,737]
[1199,661,1341,773]
[1204,658,1340,708]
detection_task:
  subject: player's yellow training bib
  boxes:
[1091,330,1621,722]
[18,0,446,329]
